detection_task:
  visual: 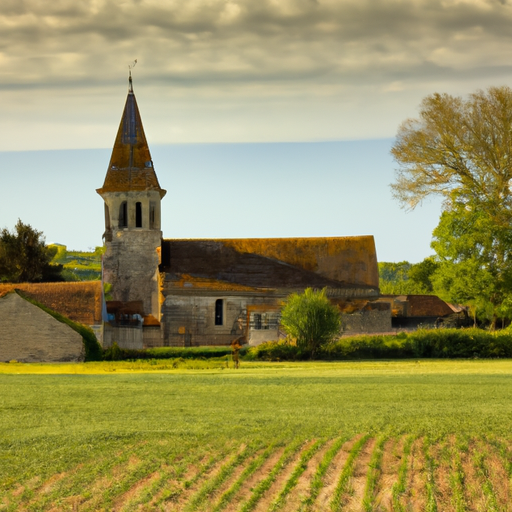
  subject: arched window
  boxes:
[119,201,127,228]
[135,202,142,228]
[215,299,224,326]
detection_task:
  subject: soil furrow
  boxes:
[312,435,359,511]
[341,437,376,511]
[223,446,285,512]
[163,452,235,512]
[402,437,426,512]
[430,438,452,511]
[112,470,161,511]
[209,449,265,512]
[373,436,402,511]
[253,440,316,512]
[479,438,510,511]
[282,439,332,511]
[460,440,485,512]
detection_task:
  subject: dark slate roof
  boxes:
[161,238,379,291]
[97,81,166,197]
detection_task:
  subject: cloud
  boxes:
[2,0,512,148]
[2,0,512,87]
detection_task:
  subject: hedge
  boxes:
[245,329,512,361]
[102,344,240,361]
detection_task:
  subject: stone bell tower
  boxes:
[97,74,166,320]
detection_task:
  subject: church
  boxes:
[0,77,391,360]
[97,76,391,348]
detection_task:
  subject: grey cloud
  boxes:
[2,0,512,94]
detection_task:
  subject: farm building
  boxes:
[0,290,86,362]
[378,295,470,330]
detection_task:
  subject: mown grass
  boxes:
[2,360,512,510]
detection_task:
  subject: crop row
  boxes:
[2,435,512,511]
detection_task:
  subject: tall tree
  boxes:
[430,204,512,328]
[391,86,512,325]
[0,220,63,283]
[391,86,512,217]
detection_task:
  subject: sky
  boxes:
[2,0,512,262]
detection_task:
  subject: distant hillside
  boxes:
[50,245,103,281]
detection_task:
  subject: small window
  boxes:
[254,314,262,330]
[149,203,156,229]
[136,202,142,228]
[215,299,224,326]
[104,204,111,230]
[119,201,127,228]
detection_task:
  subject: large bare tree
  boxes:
[391,86,512,225]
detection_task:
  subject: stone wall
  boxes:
[143,326,161,348]
[103,324,143,350]
[341,307,391,335]
[161,293,282,346]
[0,293,84,362]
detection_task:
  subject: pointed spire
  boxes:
[97,73,166,198]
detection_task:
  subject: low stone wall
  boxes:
[342,308,392,335]
[143,326,161,348]
[103,324,143,350]
[248,328,281,346]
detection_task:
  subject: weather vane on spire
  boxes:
[128,59,137,93]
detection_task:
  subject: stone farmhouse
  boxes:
[0,76,394,358]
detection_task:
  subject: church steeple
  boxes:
[97,77,166,198]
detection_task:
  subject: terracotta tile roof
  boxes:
[405,295,454,317]
[161,237,378,291]
[0,282,103,325]
[97,89,166,197]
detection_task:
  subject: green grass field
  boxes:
[2,360,512,511]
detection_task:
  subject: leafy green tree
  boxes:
[408,258,438,294]
[430,204,512,329]
[280,288,341,358]
[0,220,63,283]
[378,260,438,295]
[391,86,512,324]
[378,261,413,294]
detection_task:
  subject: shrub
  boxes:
[245,340,303,361]
[280,288,341,358]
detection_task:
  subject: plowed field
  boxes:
[2,360,512,511]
